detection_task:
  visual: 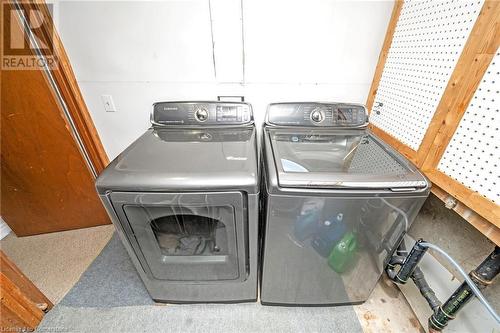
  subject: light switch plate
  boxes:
[101,95,116,112]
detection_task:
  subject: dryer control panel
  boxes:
[266,103,368,128]
[152,101,253,126]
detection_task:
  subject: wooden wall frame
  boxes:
[16,1,109,174]
[366,0,500,244]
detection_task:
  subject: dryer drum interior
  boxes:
[111,191,247,283]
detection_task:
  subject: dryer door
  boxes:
[110,192,247,282]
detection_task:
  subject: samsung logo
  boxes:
[163,107,178,111]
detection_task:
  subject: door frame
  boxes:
[13,0,109,175]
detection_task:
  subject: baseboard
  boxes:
[0,217,12,240]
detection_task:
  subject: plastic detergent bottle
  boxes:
[328,231,357,273]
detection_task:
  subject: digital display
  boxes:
[217,106,241,122]
[337,108,355,121]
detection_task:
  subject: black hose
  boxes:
[411,266,441,312]
[429,246,500,331]
[387,240,441,311]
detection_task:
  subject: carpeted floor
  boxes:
[0,224,115,303]
[37,234,363,333]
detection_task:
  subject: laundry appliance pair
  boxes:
[96,101,430,305]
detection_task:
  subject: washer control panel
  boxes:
[266,103,368,128]
[152,101,253,126]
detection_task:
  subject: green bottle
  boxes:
[328,232,357,273]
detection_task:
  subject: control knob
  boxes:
[195,108,209,122]
[310,108,325,123]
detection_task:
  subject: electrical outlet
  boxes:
[101,95,116,112]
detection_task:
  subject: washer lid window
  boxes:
[269,129,427,190]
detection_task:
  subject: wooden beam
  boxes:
[419,0,500,169]
[366,0,404,113]
[426,170,500,229]
[18,1,109,174]
[430,183,500,246]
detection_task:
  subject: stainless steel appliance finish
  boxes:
[96,101,259,303]
[260,102,430,305]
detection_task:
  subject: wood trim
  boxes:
[18,1,109,174]
[0,252,53,311]
[0,252,50,331]
[426,170,500,229]
[430,185,500,246]
[366,0,404,113]
[419,0,500,169]
[368,124,418,164]
[0,274,43,330]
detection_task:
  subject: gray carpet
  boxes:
[37,233,363,333]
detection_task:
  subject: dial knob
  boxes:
[310,108,324,123]
[195,108,209,122]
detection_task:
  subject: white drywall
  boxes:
[54,0,394,160]
[0,217,12,240]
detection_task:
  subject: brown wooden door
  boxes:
[1,3,110,236]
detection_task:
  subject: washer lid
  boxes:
[268,129,428,191]
[96,127,258,193]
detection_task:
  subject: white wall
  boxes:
[0,217,12,240]
[54,0,394,159]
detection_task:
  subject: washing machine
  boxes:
[96,101,259,303]
[260,102,430,305]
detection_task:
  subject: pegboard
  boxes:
[438,49,500,204]
[370,0,484,150]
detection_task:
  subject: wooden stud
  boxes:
[431,184,500,246]
[426,170,500,229]
[419,0,500,169]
